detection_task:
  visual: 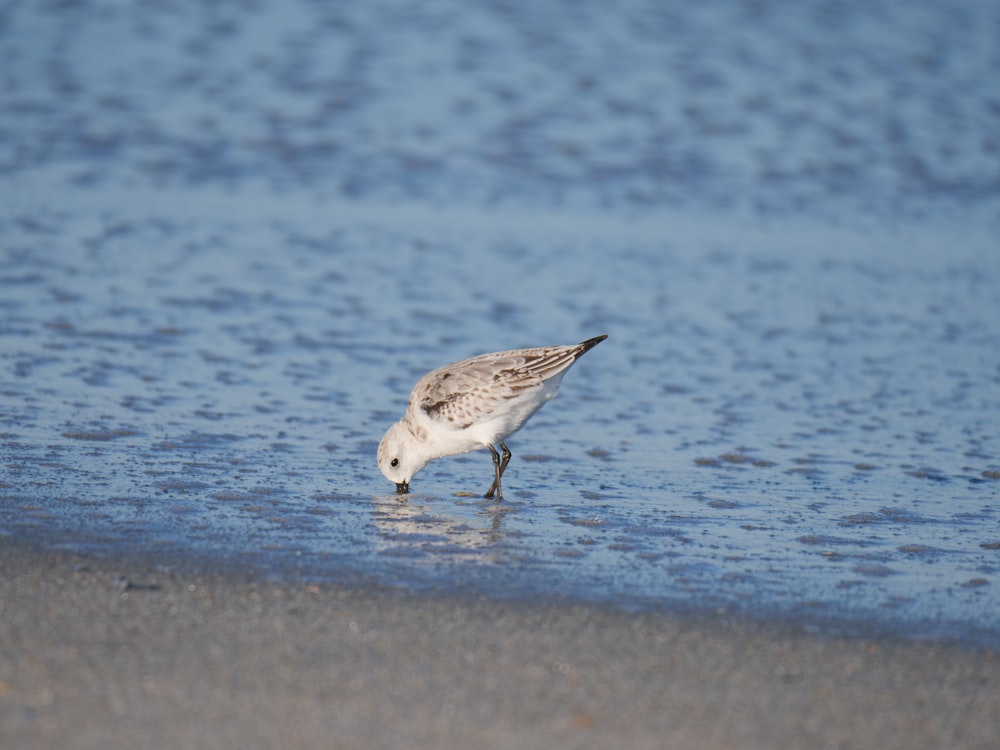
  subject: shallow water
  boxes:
[2,0,999,646]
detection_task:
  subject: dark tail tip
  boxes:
[578,334,608,354]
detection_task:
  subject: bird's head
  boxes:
[377,421,428,493]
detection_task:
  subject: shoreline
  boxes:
[9,526,998,651]
[1,539,997,749]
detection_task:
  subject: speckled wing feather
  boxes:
[411,346,576,429]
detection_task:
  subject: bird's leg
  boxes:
[485,444,502,500]
[484,442,512,501]
[498,441,512,476]
[485,444,503,501]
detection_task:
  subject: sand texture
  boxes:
[1,541,997,750]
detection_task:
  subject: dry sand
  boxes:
[1,539,997,750]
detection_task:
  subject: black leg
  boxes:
[485,442,513,501]
[485,444,501,500]
[498,441,511,477]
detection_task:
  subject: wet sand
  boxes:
[1,540,996,750]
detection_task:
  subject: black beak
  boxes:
[395,481,409,494]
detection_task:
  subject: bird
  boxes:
[377,335,607,501]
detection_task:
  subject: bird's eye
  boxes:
[390,458,399,468]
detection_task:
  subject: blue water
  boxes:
[2,0,999,646]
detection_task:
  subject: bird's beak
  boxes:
[395,481,409,494]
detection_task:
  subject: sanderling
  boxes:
[377,335,608,501]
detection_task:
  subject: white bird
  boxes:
[377,335,608,501]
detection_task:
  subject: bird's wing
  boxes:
[409,347,575,429]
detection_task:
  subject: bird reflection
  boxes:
[370,492,512,561]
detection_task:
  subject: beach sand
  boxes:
[1,539,996,750]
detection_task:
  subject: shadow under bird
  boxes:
[377,335,608,501]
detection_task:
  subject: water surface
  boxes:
[1,0,999,646]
